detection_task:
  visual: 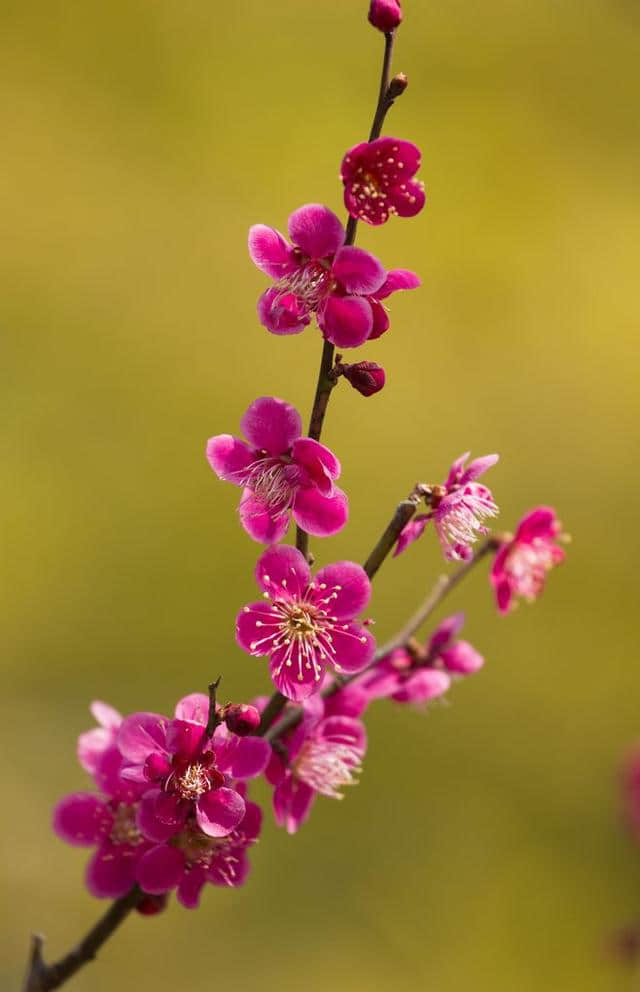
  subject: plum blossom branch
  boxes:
[363,484,425,579]
[22,888,141,992]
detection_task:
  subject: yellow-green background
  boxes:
[2,1,639,988]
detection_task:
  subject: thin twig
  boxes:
[363,486,424,579]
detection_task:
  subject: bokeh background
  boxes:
[2,0,639,988]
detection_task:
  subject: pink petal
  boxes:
[87,843,139,898]
[90,701,122,730]
[136,844,185,895]
[255,544,311,598]
[440,640,484,675]
[240,800,263,842]
[239,489,291,544]
[368,300,390,340]
[137,789,182,843]
[53,793,109,846]
[376,268,421,300]
[174,692,209,726]
[292,437,341,484]
[460,453,499,484]
[330,623,376,674]
[515,506,559,544]
[117,713,169,764]
[166,720,206,762]
[287,203,344,259]
[240,396,302,455]
[177,866,208,908]
[332,246,385,295]
[269,646,322,702]
[257,288,310,335]
[273,776,315,834]
[389,179,426,218]
[323,683,370,719]
[428,613,465,653]
[292,486,348,537]
[393,669,451,704]
[77,727,112,775]
[206,435,253,484]
[248,224,295,278]
[319,295,373,348]
[313,561,371,619]
[393,514,430,557]
[196,787,245,838]
[320,715,367,754]
[227,736,271,779]
[236,601,280,656]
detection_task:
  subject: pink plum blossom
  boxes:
[368,0,402,33]
[395,452,500,562]
[249,203,419,347]
[207,396,348,544]
[77,701,122,779]
[117,694,269,843]
[265,699,367,833]
[236,545,375,701]
[341,137,425,226]
[491,506,565,613]
[359,613,483,704]
[135,795,262,908]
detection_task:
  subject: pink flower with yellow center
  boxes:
[340,137,425,226]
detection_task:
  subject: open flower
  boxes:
[395,452,499,562]
[341,137,425,225]
[207,396,348,544]
[491,507,565,613]
[249,203,418,347]
[265,700,367,833]
[135,796,262,908]
[236,545,375,701]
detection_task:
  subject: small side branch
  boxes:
[363,487,423,579]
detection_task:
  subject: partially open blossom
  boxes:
[490,507,565,613]
[236,545,375,701]
[395,452,499,562]
[135,796,262,908]
[339,361,386,397]
[368,0,402,33]
[249,203,419,347]
[265,699,367,833]
[117,694,269,842]
[222,703,261,737]
[360,613,483,705]
[341,137,425,225]
[207,396,348,543]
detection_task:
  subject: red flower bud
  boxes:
[223,703,261,736]
[340,361,386,397]
[368,0,402,33]
[136,894,168,916]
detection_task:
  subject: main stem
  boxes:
[295,29,397,562]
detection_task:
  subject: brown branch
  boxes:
[363,486,424,579]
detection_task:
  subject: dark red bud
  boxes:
[368,0,402,33]
[341,361,386,397]
[387,73,408,99]
[223,703,261,736]
[136,894,168,916]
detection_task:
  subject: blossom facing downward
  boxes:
[368,0,402,33]
[265,698,367,833]
[395,452,499,562]
[236,545,376,701]
[207,396,348,544]
[249,203,419,347]
[491,506,565,613]
[341,137,425,226]
[359,613,483,705]
[339,361,386,397]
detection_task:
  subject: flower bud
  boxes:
[368,0,402,33]
[136,894,168,916]
[341,361,386,397]
[223,703,261,736]
[387,73,408,99]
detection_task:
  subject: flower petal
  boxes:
[238,489,291,544]
[389,179,426,218]
[206,435,253,484]
[428,612,465,653]
[273,776,315,834]
[87,843,139,898]
[174,693,210,726]
[375,268,421,300]
[319,715,367,754]
[90,701,122,730]
[236,601,283,656]
[269,645,322,702]
[196,787,245,838]
[440,640,484,675]
[368,300,390,340]
[313,561,371,619]
[255,544,311,598]
[136,844,185,895]
[319,295,373,348]
[177,866,208,908]
[291,437,341,484]
[332,246,385,295]
[227,736,271,779]
[292,486,348,537]
[117,713,170,764]
[77,727,113,775]
[257,288,310,335]
[248,224,295,278]
[240,396,302,455]
[53,793,109,846]
[392,669,451,704]
[393,515,430,557]
[515,506,560,544]
[459,453,499,484]
[330,623,376,674]
[288,203,344,259]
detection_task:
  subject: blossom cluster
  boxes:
[52,0,568,924]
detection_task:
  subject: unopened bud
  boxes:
[368,0,402,33]
[223,703,261,736]
[387,73,408,99]
[341,361,386,397]
[136,894,168,916]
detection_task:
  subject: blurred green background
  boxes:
[2,0,639,988]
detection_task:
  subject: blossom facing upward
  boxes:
[491,507,565,613]
[359,613,483,705]
[236,545,376,701]
[265,698,367,833]
[341,137,425,226]
[249,203,419,347]
[207,396,348,544]
[395,452,500,562]
[368,0,402,33]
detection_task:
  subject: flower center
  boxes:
[294,738,363,799]
[177,763,212,800]
[505,539,556,600]
[244,456,300,514]
[109,803,144,847]
[275,260,332,313]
